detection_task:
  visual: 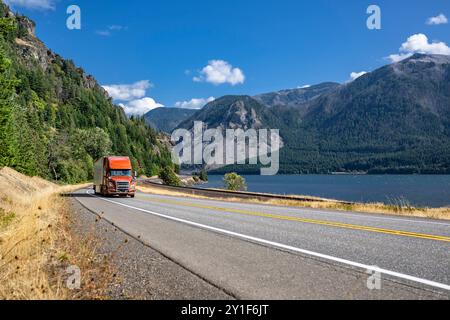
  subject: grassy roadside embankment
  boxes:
[0,167,114,300]
[137,184,450,221]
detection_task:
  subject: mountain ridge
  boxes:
[254,82,340,108]
[144,107,196,133]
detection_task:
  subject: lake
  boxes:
[201,175,450,208]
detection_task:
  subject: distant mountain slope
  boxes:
[176,54,450,174]
[144,107,196,133]
[150,83,340,134]
[254,82,340,108]
[281,53,450,174]
[0,3,173,183]
[177,95,285,131]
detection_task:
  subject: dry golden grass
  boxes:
[0,167,112,300]
[137,184,450,221]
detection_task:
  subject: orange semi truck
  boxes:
[94,156,136,197]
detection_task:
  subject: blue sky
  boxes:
[4,0,450,114]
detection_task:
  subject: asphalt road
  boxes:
[72,188,450,299]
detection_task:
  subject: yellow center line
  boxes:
[136,195,450,243]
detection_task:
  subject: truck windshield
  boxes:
[110,170,132,177]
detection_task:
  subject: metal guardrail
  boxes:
[140,180,354,205]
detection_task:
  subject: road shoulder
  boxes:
[69,198,233,300]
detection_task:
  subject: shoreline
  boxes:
[197,174,450,209]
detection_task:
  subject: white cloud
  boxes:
[388,33,450,62]
[119,98,164,116]
[102,80,152,101]
[427,14,448,25]
[103,80,162,115]
[349,71,368,82]
[388,53,414,63]
[96,25,128,37]
[174,97,215,109]
[297,85,311,89]
[96,30,111,37]
[108,25,126,31]
[194,60,245,85]
[4,0,55,10]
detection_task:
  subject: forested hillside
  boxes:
[145,107,196,133]
[0,3,173,183]
[278,54,450,174]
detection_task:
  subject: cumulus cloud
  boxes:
[102,80,152,101]
[174,97,215,109]
[119,98,164,116]
[194,60,245,85]
[103,80,163,115]
[4,0,55,10]
[349,71,367,82]
[388,33,450,62]
[427,14,448,25]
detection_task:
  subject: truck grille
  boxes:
[116,181,130,192]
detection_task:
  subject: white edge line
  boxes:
[85,190,450,292]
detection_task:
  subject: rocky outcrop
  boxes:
[8,7,109,99]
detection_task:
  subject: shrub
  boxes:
[224,173,247,191]
[159,166,181,187]
[199,170,208,182]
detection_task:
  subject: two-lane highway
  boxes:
[72,188,450,299]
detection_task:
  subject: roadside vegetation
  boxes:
[0,167,114,299]
[199,170,208,182]
[224,173,247,191]
[159,166,182,187]
[137,182,450,221]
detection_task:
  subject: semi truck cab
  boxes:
[94,156,136,197]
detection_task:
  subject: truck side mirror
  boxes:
[134,171,138,178]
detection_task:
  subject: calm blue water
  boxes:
[201,175,450,208]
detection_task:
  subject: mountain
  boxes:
[176,54,450,174]
[254,82,340,108]
[279,53,450,174]
[0,3,174,183]
[153,84,339,134]
[178,95,285,131]
[144,107,197,133]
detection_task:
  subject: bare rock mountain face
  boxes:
[254,82,340,108]
[178,95,284,131]
[7,11,108,97]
